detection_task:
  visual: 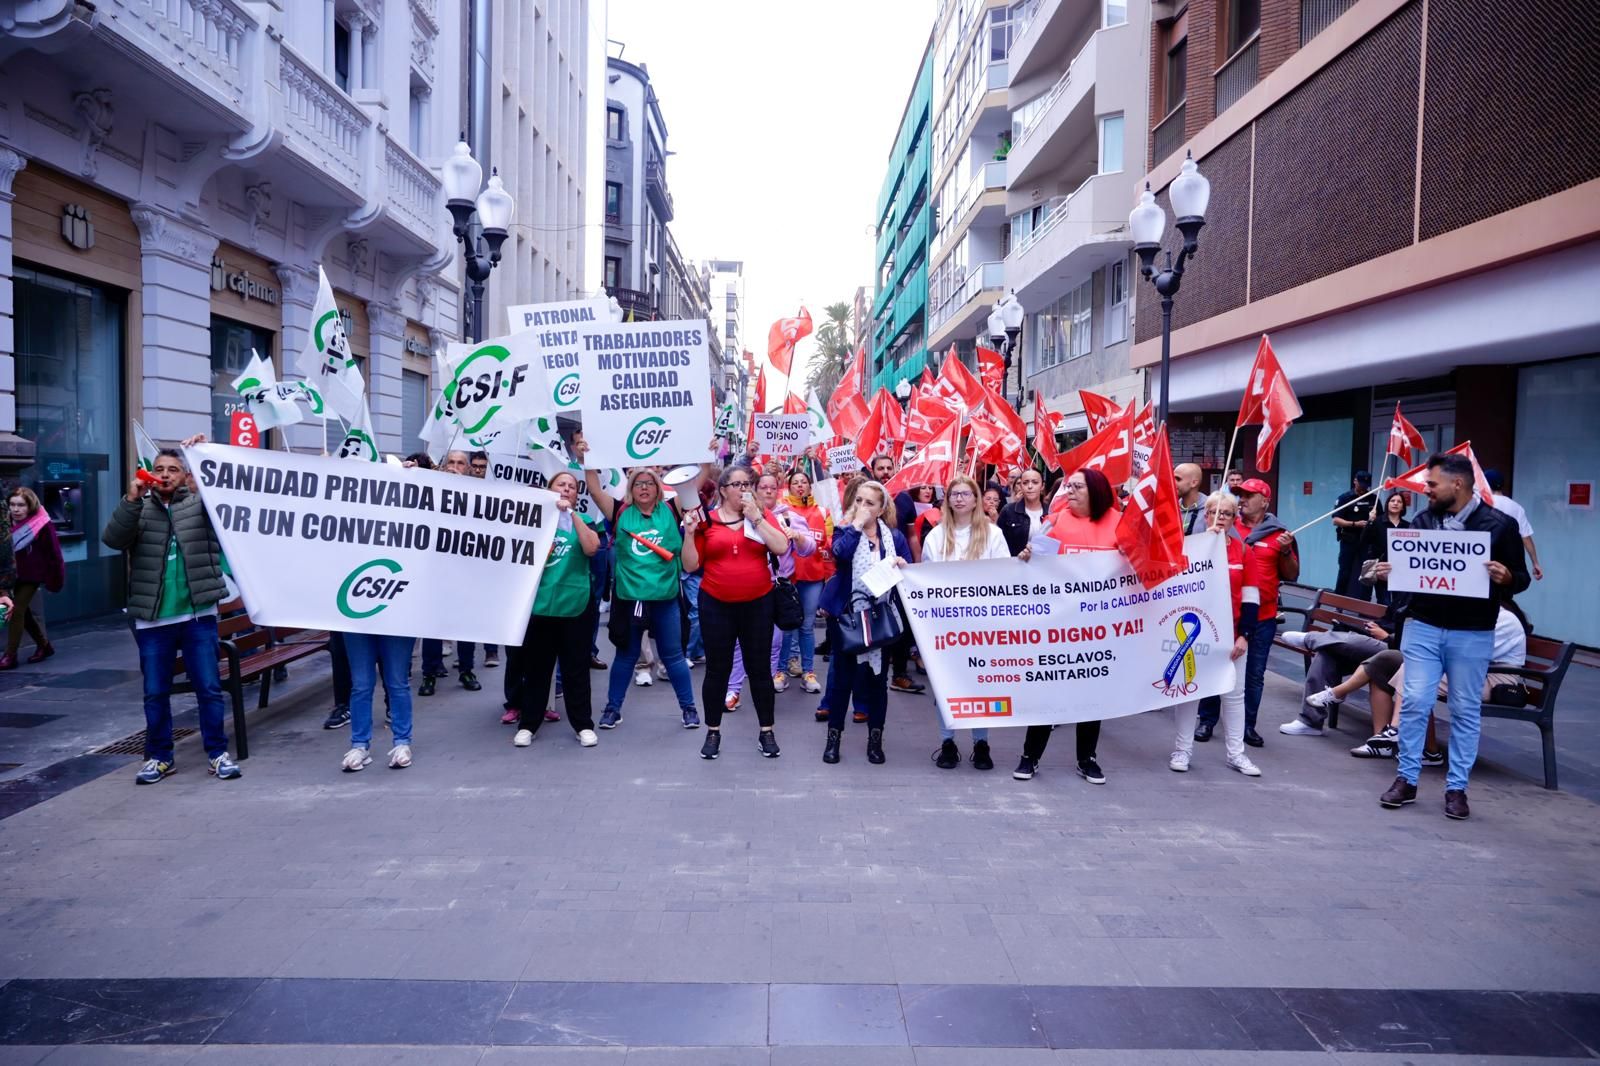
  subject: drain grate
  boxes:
[92,728,196,756]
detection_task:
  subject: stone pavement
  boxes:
[1,623,1598,1062]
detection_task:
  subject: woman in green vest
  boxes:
[510,471,602,748]
[586,466,700,729]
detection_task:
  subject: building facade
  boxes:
[704,259,749,430]
[869,41,933,396]
[601,54,672,322]
[1134,0,1600,643]
[1007,0,1151,435]
[1,0,469,620]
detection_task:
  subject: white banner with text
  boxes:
[1386,528,1490,598]
[753,413,811,457]
[576,321,714,468]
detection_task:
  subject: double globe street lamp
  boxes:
[442,139,516,343]
[1129,150,1210,427]
[986,290,1026,411]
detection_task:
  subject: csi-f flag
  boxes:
[133,421,160,472]
[804,389,834,442]
[294,267,366,423]
[231,350,304,432]
[334,399,380,463]
[440,331,549,451]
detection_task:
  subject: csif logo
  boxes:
[630,530,664,557]
[337,559,408,619]
[553,372,580,408]
[337,429,379,463]
[450,345,528,433]
[626,416,670,460]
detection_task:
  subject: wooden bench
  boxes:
[1273,590,1389,663]
[174,599,331,759]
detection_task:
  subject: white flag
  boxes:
[334,399,380,463]
[231,349,304,432]
[805,388,835,441]
[294,267,366,423]
[133,421,160,471]
[441,331,549,450]
[420,349,459,455]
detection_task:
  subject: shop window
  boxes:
[211,317,276,448]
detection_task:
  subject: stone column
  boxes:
[273,264,324,453]
[347,13,366,91]
[324,0,337,75]
[130,204,218,442]
[0,146,34,474]
[366,300,406,455]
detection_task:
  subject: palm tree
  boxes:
[805,301,855,399]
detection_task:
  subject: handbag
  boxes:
[770,577,805,632]
[837,595,904,656]
[1359,558,1382,587]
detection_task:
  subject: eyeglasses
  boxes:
[947,490,975,499]
[1064,482,1087,493]
[725,480,752,489]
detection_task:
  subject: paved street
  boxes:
[1,622,1597,1062]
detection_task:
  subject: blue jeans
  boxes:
[457,641,478,672]
[683,571,704,659]
[1396,620,1493,792]
[778,580,824,674]
[820,617,848,712]
[135,615,228,760]
[345,632,415,748]
[606,598,696,711]
[1199,620,1276,733]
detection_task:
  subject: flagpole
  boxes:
[1221,423,1243,481]
[1285,485,1381,539]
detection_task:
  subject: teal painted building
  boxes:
[869,41,934,396]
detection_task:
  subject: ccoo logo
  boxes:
[626,416,671,460]
[337,559,408,619]
[553,372,580,408]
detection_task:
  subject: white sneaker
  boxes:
[1228,755,1262,777]
[513,729,534,747]
[772,671,789,693]
[388,744,412,769]
[1278,631,1310,651]
[654,663,670,681]
[1279,718,1324,736]
[634,668,654,687]
[1168,750,1191,772]
[577,729,599,747]
[341,747,372,773]
[1305,687,1342,709]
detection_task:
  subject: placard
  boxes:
[1386,527,1491,598]
[507,298,612,335]
[828,444,862,476]
[753,414,810,457]
[576,320,714,468]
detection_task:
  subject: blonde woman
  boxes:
[920,475,1008,771]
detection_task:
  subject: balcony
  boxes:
[106,0,258,113]
[1008,0,1102,86]
[1151,102,1187,167]
[928,260,1005,343]
[1215,34,1260,116]
[609,287,659,322]
[1005,26,1103,189]
[935,159,1008,256]
[645,157,675,222]
[378,136,443,251]
[278,43,370,199]
[1004,172,1133,306]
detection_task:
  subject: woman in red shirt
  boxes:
[681,466,791,761]
[1013,467,1120,785]
[778,469,834,693]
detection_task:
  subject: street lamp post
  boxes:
[1130,150,1210,428]
[987,290,1025,412]
[442,138,515,343]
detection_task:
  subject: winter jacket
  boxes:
[1402,501,1529,631]
[997,499,1046,557]
[101,489,226,622]
[15,521,66,591]
[1238,511,1296,620]
[820,524,912,617]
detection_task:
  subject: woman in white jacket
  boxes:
[920,474,1010,772]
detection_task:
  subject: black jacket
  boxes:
[1402,501,1529,632]
[996,500,1039,558]
[1333,490,1369,543]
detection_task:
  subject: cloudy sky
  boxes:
[604,0,935,385]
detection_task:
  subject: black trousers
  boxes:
[1336,539,1362,598]
[826,650,888,731]
[1022,720,1102,763]
[699,590,776,729]
[511,607,596,735]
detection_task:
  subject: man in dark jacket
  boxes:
[102,438,240,785]
[1373,452,1529,820]
[1331,470,1372,596]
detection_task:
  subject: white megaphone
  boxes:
[662,464,703,515]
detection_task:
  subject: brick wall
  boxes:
[1183,0,1218,138]
[1258,0,1300,76]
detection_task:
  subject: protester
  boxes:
[1486,470,1543,581]
[1013,467,1118,784]
[339,626,416,772]
[817,475,866,723]
[1372,452,1530,819]
[586,466,699,729]
[101,438,240,783]
[1168,491,1262,776]
[779,469,832,693]
[869,454,895,485]
[510,471,601,749]
[1277,617,1392,738]
[820,479,910,765]
[323,631,351,730]
[1359,491,1412,605]
[682,466,790,758]
[920,475,1006,771]
[981,486,1004,522]
[997,468,1049,555]
[1197,478,1294,748]
[1174,463,1206,535]
[881,490,925,698]
[420,449,483,694]
[1226,470,1244,495]
[726,470,814,705]
[908,487,942,561]
[466,452,500,668]
[1331,470,1373,596]
[4,487,64,667]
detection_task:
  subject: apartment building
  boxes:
[869,41,933,395]
[1134,0,1600,642]
[601,54,672,322]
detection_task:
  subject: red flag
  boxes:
[1052,403,1133,512]
[1034,393,1062,472]
[1236,335,1301,471]
[827,344,871,437]
[766,307,812,377]
[754,368,768,414]
[1383,441,1494,507]
[1116,427,1189,590]
[976,345,1006,395]
[1079,390,1122,434]
[919,366,935,392]
[977,384,1028,466]
[906,386,952,446]
[932,348,986,416]
[886,415,960,496]
[1387,403,1426,466]
[1129,402,1157,475]
[782,392,807,416]
[855,388,904,464]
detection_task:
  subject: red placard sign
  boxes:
[230,411,260,448]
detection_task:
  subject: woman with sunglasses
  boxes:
[681,466,790,759]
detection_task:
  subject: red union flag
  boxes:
[754,368,768,414]
[827,344,871,437]
[1116,426,1189,590]
[975,384,1027,466]
[766,307,812,377]
[886,414,960,495]
[1079,390,1122,434]
[1052,403,1133,512]
[1387,402,1427,466]
[1237,335,1302,471]
[855,387,904,464]
[932,348,987,416]
[1384,440,1494,507]
[976,345,1006,395]
[907,385,952,446]
[1034,393,1062,472]
[782,392,808,416]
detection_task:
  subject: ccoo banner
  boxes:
[897,534,1235,730]
[576,320,714,468]
[186,443,559,645]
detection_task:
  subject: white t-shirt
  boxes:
[921,521,1010,562]
[1024,505,1045,540]
[1492,493,1533,538]
[1491,606,1527,668]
